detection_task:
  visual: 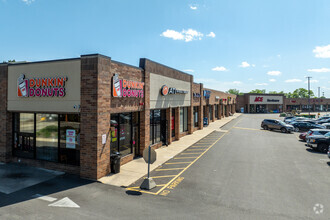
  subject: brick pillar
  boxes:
[218,104,221,119]
[166,108,172,144]
[226,105,229,117]
[175,107,180,140]
[140,69,150,155]
[213,105,216,122]
[199,84,203,129]
[0,64,12,163]
[80,54,111,180]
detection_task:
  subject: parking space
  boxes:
[126,131,227,196]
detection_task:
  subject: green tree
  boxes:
[292,88,314,98]
[269,91,285,94]
[249,89,266,94]
[226,89,243,95]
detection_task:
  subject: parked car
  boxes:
[291,122,325,132]
[323,123,330,129]
[316,118,330,124]
[306,129,330,140]
[284,116,295,122]
[286,117,314,124]
[299,132,308,141]
[306,132,330,153]
[261,119,294,133]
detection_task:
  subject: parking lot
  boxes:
[1,113,330,219]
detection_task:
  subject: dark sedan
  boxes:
[291,122,325,132]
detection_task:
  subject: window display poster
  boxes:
[66,129,76,149]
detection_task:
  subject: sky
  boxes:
[0,0,330,97]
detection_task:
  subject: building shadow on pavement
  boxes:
[0,163,94,208]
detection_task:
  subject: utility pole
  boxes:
[306,76,312,116]
[318,87,320,118]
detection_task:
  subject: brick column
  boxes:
[199,84,203,129]
[175,107,180,140]
[140,70,150,155]
[226,105,229,117]
[218,104,221,119]
[80,54,111,180]
[212,105,215,122]
[0,64,12,163]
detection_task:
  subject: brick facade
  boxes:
[0,54,237,180]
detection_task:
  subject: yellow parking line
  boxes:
[155,168,185,171]
[151,175,177,178]
[156,132,227,195]
[165,162,191,165]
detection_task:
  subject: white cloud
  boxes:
[248,78,253,81]
[313,44,330,58]
[267,70,281,76]
[206,32,216,38]
[189,4,198,10]
[183,69,194,72]
[305,79,319,83]
[239,61,250,68]
[160,30,184,41]
[160,29,203,42]
[285,79,302,83]
[307,68,330,73]
[22,0,35,4]
[255,83,268,86]
[269,79,276,82]
[212,66,228,71]
[233,81,242,85]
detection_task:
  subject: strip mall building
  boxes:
[0,54,236,179]
[236,93,330,113]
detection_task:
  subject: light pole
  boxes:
[306,76,312,116]
[318,87,321,118]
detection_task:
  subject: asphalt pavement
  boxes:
[1,113,329,220]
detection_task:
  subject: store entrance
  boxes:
[14,133,35,159]
[256,104,267,113]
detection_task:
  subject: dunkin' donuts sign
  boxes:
[112,74,144,98]
[17,74,67,98]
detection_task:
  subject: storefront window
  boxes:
[150,110,161,144]
[13,113,80,165]
[110,113,133,157]
[193,106,198,127]
[180,107,188,133]
[209,105,213,120]
[13,113,35,159]
[59,114,80,165]
[119,113,132,156]
[36,114,58,162]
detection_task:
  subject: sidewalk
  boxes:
[99,113,242,187]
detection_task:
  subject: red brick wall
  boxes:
[80,54,111,179]
[0,64,11,163]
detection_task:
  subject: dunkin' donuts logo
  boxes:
[17,74,67,98]
[112,74,144,98]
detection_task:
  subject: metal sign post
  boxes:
[140,145,156,190]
